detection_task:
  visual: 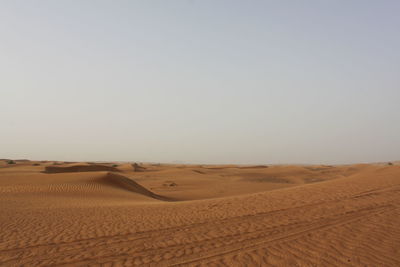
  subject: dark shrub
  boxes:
[7,160,16,164]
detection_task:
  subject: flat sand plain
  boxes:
[0,160,399,266]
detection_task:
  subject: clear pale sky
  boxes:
[1,1,399,164]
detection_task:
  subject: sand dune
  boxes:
[44,164,119,173]
[103,172,174,201]
[0,161,399,266]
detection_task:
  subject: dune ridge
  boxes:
[100,172,174,201]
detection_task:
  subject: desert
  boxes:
[0,160,399,266]
[2,1,400,266]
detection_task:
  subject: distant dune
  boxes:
[0,160,399,266]
[44,164,119,173]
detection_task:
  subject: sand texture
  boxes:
[0,160,399,266]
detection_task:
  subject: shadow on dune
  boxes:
[99,172,175,201]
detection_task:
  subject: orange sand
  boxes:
[0,160,399,266]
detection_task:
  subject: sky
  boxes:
[1,1,399,164]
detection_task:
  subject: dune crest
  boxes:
[100,172,174,201]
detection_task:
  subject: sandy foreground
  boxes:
[0,160,399,266]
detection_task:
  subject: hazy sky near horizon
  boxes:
[1,1,400,164]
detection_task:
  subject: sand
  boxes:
[0,160,399,266]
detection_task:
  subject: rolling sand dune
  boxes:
[104,172,174,201]
[0,161,399,266]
